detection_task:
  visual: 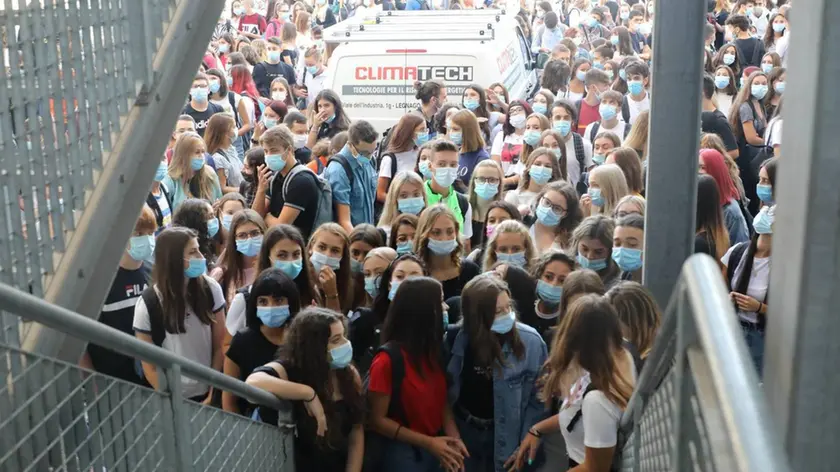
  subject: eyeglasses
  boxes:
[235,229,263,240]
[475,176,500,185]
[540,197,566,214]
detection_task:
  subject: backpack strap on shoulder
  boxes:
[376,342,407,422]
[589,122,600,145]
[565,383,596,433]
[281,165,308,201]
[726,242,750,287]
[141,287,166,347]
[455,192,469,219]
[328,153,355,187]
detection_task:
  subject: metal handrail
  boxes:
[621,254,790,471]
[0,282,287,414]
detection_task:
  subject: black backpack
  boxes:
[571,133,587,188]
[140,284,215,347]
[327,153,355,187]
[362,342,418,472]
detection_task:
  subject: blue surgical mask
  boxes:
[496,251,527,267]
[207,218,220,238]
[221,214,234,231]
[490,311,516,334]
[523,130,542,147]
[191,156,205,171]
[536,280,563,305]
[218,43,230,54]
[553,120,572,137]
[576,70,587,82]
[236,236,262,257]
[751,84,769,100]
[351,258,363,275]
[619,69,627,81]
[589,188,605,207]
[612,247,643,272]
[753,207,774,235]
[552,148,562,160]
[463,98,480,111]
[414,132,430,146]
[184,257,207,278]
[577,253,607,271]
[532,103,548,115]
[329,341,353,369]
[536,204,561,226]
[593,61,604,70]
[268,51,282,63]
[265,153,286,172]
[190,87,209,103]
[209,81,220,94]
[257,305,291,328]
[310,251,341,272]
[628,80,644,96]
[714,76,730,89]
[610,35,619,45]
[529,165,553,185]
[274,258,303,279]
[418,160,433,179]
[396,240,413,255]
[761,63,773,74]
[475,182,499,200]
[599,104,618,121]
[433,167,459,188]
[772,23,786,33]
[723,53,736,66]
[774,81,785,94]
[325,113,336,124]
[388,279,401,301]
[620,11,629,20]
[154,162,167,182]
[427,237,458,256]
[364,276,379,298]
[593,154,606,165]
[756,184,773,203]
[306,65,319,75]
[398,197,425,215]
[128,235,154,261]
[449,131,463,145]
[354,149,372,165]
[263,117,278,129]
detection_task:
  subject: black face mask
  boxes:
[241,171,254,183]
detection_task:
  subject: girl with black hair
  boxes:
[368,277,468,472]
[490,100,533,189]
[530,251,576,340]
[172,198,220,270]
[722,204,774,376]
[348,224,385,309]
[448,274,547,471]
[247,308,365,471]
[349,254,427,373]
[756,157,777,207]
[223,268,301,414]
[133,227,226,402]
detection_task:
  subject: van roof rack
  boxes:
[338,21,494,33]
[355,9,506,24]
[373,9,507,17]
[323,26,495,43]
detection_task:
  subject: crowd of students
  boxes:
[76,0,788,470]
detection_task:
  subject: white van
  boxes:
[322,9,538,132]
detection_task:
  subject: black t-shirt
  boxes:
[294,147,312,166]
[88,265,152,386]
[227,327,282,412]
[266,163,321,241]
[252,61,297,98]
[440,259,481,300]
[701,110,738,152]
[315,9,337,28]
[735,37,764,68]
[457,341,495,420]
[182,102,224,137]
[281,49,299,67]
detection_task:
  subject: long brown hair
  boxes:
[258,224,320,307]
[518,146,562,191]
[204,113,235,155]
[219,209,266,301]
[414,205,463,270]
[152,227,216,333]
[606,281,661,358]
[460,274,525,370]
[308,223,353,313]
[557,268,605,321]
[387,113,425,154]
[543,294,634,408]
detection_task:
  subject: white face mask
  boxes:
[272,91,287,102]
[293,134,308,149]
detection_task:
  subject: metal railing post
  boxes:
[163,365,193,472]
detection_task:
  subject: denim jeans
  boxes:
[381,440,441,472]
[456,416,495,472]
[742,323,766,377]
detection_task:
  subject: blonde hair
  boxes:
[518,147,562,191]
[377,171,427,228]
[623,109,649,160]
[613,195,647,218]
[168,132,217,201]
[251,39,268,62]
[451,109,486,153]
[606,281,661,359]
[414,204,462,269]
[467,160,504,212]
[590,164,629,215]
[481,220,537,273]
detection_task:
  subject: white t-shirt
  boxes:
[584,120,628,144]
[559,374,624,464]
[304,69,330,108]
[504,188,538,212]
[225,287,250,335]
[490,132,525,176]
[715,92,734,119]
[749,10,771,37]
[765,117,782,148]
[564,134,594,186]
[721,246,771,324]
[566,89,585,103]
[378,150,418,179]
[133,275,225,398]
[626,92,650,125]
